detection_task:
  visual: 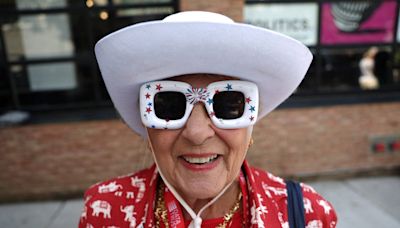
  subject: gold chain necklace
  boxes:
[154,181,242,228]
[155,181,169,228]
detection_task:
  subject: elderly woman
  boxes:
[79,11,337,228]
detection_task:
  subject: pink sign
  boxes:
[321,1,397,44]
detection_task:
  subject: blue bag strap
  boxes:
[286,180,306,228]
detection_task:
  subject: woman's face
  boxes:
[147,74,252,201]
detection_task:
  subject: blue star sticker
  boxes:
[146,84,151,89]
[147,102,152,106]
[249,106,255,112]
[225,84,232,91]
[207,98,213,105]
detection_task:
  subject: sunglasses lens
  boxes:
[154,92,186,120]
[213,91,245,119]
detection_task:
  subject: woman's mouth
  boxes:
[182,154,219,164]
[179,154,221,171]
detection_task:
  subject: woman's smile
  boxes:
[179,153,222,171]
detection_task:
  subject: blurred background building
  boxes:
[0,0,399,202]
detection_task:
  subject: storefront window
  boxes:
[297,50,317,93]
[113,0,172,4]
[13,0,66,9]
[117,7,174,17]
[27,62,77,91]
[0,0,177,111]
[319,47,394,92]
[2,13,74,61]
[319,48,363,91]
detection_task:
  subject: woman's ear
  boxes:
[248,138,254,149]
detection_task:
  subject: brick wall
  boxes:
[180,0,244,21]
[1,102,399,202]
[248,102,400,178]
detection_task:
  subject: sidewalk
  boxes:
[0,176,399,228]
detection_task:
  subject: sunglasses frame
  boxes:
[139,80,259,129]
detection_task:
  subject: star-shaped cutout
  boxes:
[225,84,232,91]
[156,84,163,91]
[145,93,151,99]
[146,107,152,113]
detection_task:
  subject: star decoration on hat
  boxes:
[249,116,254,121]
[207,98,213,105]
[209,111,215,117]
[225,84,232,91]
[146,84,151,89]
[145,93,151,99]
[156,84,163,91]
[146,107,152,113]
[147,102,152,106]
[249,106,255,112]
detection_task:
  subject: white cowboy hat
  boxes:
[95,11,313,137]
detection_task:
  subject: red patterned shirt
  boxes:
[79,161,337,227]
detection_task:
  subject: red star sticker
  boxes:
[156,84,163,91]
[249,116,254,121]
[245,97,252,104]
[145,93,151,99]
[146,107,152,113]
[214,90,220,94]
[209,111,215,117]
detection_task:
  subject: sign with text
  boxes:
[321,1,397,45]
[244,3,318,46]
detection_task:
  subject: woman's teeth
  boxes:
[182,155,218,164]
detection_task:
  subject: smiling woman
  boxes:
[79,11,337,228]
[147,75,251,211]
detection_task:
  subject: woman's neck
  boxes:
[181,180,241,220]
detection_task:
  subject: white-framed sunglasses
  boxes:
[139,80,259,129]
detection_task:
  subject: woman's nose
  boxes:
[181,104,215,145]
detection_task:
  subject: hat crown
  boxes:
[163,11,234,24]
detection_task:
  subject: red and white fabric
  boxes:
[79,161,337,228]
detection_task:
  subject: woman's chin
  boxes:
[176,175,227,201]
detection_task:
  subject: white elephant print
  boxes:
[98,181,123,193]
[121,205,137,228]
[303,197,314,214]
[306,220,323,228]
[90,200,112,219]
[131,176,146,203]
